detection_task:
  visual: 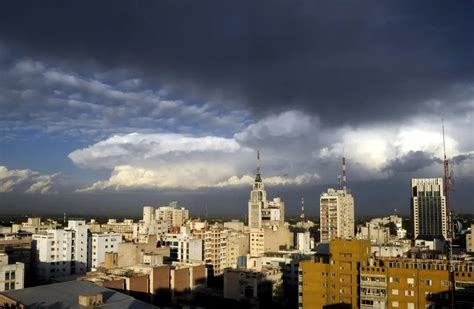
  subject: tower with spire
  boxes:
[248,150,268,229]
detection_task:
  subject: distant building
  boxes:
[155,202,190,227]
[411,178,448,240]
[158,227,203,263]
[249,226,293,257]
[247,152,286,230]
[0,253,24,292]
[357,215,407,245]
[466,224,473,253]
[320,188,355,243]
[248,151,267,229]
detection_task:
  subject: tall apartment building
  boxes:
[90,233,122,270]
[203,224,229,276]
[155,202,189,227]
[411,178,448,240]
[0,254,24,292]
[32,219,89,282]
[320,188,355,243]
[299,239,371,308]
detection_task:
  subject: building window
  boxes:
[392,301,399,308]
[392,289,399,295]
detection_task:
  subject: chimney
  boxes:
[78,293,104,306]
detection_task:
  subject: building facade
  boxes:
[0,254,24,292]
[411,178,448,240]
[320,188,355,243]
[32,219,89,282]
[90,232,122,270]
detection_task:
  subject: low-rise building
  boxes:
[249,225,293,257]
[0,233,32,286]
[0,254,24,292]
[90,232,122,270]
[223,268,273,307]
[158,227,203,263]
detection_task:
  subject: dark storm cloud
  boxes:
[1,1,473,125]
[382,150,442,173]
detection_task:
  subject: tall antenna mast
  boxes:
[342,148,347,192]
[300,197,305,221]
[257,150,261,174]
[442,119,455,308]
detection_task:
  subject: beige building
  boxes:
[226,232,249,268]
[249,225,293,257]
[223,268,273,306]
[203,224,229,276]
[466,224,473,253]
[103,236,170,269]
[0,254,24,292]
[320,188,355,243]
[155,202,189,227]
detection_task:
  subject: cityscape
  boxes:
[1,1,474,308]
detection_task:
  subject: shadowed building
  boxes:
[411,178,448,240]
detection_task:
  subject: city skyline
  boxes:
[1,1,473,216]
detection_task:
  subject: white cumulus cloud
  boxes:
[0,166,60,194]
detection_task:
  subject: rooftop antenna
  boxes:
[300,197,305,221]
[443,119,455,308]
[342,147,347,192]
[257,150,261,173]
[63,212,66,226]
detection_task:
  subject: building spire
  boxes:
[255,150,262,182]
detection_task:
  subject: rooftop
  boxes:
[0,280,156,308]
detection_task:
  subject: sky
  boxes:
[0,1,473,217]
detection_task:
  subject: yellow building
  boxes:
[299,239,371,308]
[299,239,474,308]
[361,257,474,309]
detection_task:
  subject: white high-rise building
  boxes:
[411,178,448,240]
[32,219,89,282]
[90,232,122,270]
[319,188,355,243]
